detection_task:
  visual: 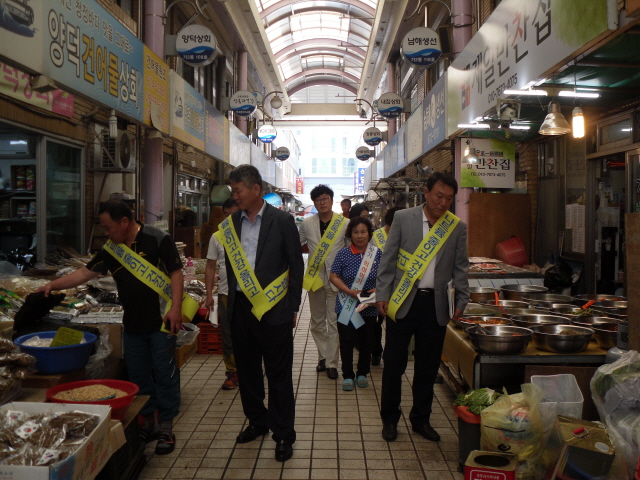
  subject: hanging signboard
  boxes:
[363,127,383,146]
[447,0,611,135]
[377,93,403,118]
[258,125,277,144]
[295,177,304,194]
[274,146,290,161]
[143,46,169,134]
[356,146,372,161]
[170,71,205,151]
[401,27,442,68]
[354,168,366,194]
[230,90,257,117]
[176,25,216,67]
[460,138,515,188]
[372,99,379,115]
[0,61,74,118]
[0,0,145,121]
[423,73,447,153]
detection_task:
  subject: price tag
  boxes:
[50,327,85,347]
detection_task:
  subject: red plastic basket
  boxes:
[198,323,223,354]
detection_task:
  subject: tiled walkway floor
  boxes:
[139,292,463,480]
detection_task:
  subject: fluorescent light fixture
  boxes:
[572,107,585,139]
[621,128,632,132]
[509,125,531,130]
[503,89,547,96]
[109,109,117,139]
[558,91,600,98]
[10,140,27,145]
[457,123,491,129]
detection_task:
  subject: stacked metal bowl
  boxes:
[528,324,594,353]
[467,325,533,355]
[500,284,548,301]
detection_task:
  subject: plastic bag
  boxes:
[176,323,200,346]
[84,325,112,379]
[591,350,640,479]
[481,383,545,480]
[543,261,572,292]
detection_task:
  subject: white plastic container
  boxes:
[531,373,584,443]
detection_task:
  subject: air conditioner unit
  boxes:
[94,126,136,171]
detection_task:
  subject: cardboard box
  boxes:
[0,402,114,480]
[175,339,197,368]
[543,416,615,480]
[465,450,518,480]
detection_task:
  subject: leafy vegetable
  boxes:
[453,387,502,415]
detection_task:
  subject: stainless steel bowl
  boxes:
[480,300,530,309]
[592,323,619,350]
[570,316,618,328]
[523,294,574,304]
[463,303,503,317]
[511,314,567,328]
[458,316,513,336]
[550,306,592,317]
[529,324,594,353]
[503,308,552,317]
[594,300,628,310]
[594,307,627,320]
[469,287,500,303]
[500,284,548,301]
[574,294,626,302]
[467,325,533,355]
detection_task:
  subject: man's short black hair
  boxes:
[340,198,352,206]
[222,198,238,211]
[98,199,133,222]
[349,203,369,219]
[229,164,263,192]
[310,185,334,202]
[345,216,374,240]
[426,171,458,195]
[384,206,404,227]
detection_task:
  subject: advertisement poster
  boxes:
[405,104,423,163]
[0,61,74,118]
[0,0,145,121]
[205,102,227,162]
[295,177,304,194]
[143,46,169,134]
[447,0,610,135]
[423,73,447,153]
[170,70,205,151]
[460,138,515,188]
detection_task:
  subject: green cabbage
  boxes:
[453,387,502,415]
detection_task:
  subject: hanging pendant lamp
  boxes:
[539,101,571,135]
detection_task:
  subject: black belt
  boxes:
[416,288,434,296]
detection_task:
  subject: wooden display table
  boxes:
[22,367,86,388]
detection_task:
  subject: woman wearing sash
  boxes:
[329,217,382,391]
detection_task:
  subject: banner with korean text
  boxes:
[295,177,304,194]
[447,0,611,135]
[143,47,169,134]
[170,70,205,151]
[0,0,144,121]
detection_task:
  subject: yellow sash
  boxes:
[303,214,348,292]
[103,240,199,330]
[387,212,460,321]
[373,228,387,250]
[214,217,289,320]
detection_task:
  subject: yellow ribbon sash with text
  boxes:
[373,228,387,250]
[303,214,348,292]
[104,240,199,330]
[214,217,289,320]
[387,212,460,321]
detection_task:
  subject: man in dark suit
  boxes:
[376,172,469,443]
[222,164,303,462]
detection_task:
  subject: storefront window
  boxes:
[177,173,210,227]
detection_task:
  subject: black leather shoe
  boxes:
[371,355,381,366]
[326,368,338,379]
[275,440,293,462]
[412,423,440,442]
[236,425,269,444]
[316,359,326,372]
[381,423,397,441]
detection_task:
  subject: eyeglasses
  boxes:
[314,196,332,204]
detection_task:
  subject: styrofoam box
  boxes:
[0,402,111,480]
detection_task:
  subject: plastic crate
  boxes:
[198,323,223,354]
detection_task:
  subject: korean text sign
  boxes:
[460,138,515,189]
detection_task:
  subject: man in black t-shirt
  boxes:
[37,200,184,455]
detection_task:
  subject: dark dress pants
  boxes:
[337,316,375,379]
[231,292,296,444]
[380,292,447,427]
[372,314,385,358]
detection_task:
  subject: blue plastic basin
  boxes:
[15,331,97,375]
